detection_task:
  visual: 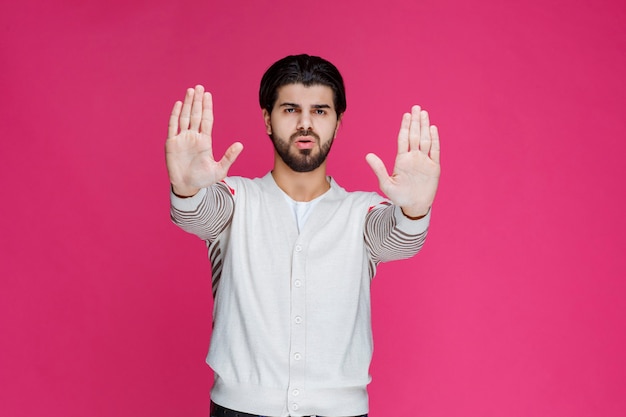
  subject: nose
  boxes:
[297,112,312,131]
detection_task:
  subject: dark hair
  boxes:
[259,54,346,117]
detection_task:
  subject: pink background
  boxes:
[1,0,625,416]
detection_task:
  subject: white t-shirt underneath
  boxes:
[281,191,327,233]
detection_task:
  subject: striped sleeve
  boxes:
[364,202,430,265]
[170,181,235,243]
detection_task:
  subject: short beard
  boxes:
[270,129,335,172]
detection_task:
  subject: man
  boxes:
[166,54,440,417]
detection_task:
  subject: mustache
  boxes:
[290,129,320,142]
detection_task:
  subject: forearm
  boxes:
[365,203,430,264]
[170,181,234,242]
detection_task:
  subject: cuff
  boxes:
[393,205,431,235]
[170,187,207,212]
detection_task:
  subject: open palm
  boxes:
[165,85,243,197]
[366,106,441,218]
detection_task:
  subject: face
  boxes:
[263,83,341,172]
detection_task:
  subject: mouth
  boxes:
[294,136,316,150]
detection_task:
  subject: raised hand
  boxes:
[366,105,440,218]
[166,85,243,197]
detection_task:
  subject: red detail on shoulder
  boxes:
[221,180,235,195]
[369,201,391,212]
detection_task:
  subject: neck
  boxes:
[271,155,330,202]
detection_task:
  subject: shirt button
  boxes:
[295,245,302,252]
[294,280,302,288]
[292,403,299,411]
[294,316,302,324]
[292,389,300,396]
[294,352,302,360]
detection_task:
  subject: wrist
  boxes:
[171,184,200,198]
[400,206,430,220]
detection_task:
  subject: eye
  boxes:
[314,109,327,115]
[285,108,295,113]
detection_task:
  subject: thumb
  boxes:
[219,141,244,172]
[365,153,389,186]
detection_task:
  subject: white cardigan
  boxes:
[171,173,430,417]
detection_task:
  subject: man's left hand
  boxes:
[366,105,441,219]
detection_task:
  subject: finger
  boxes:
[200,92,214,134]
[218,142,244,174]
[179,88,194,131]
[168,101,182,139]
[189,85,205,131]
[365,153,389,185]
[429,125,440,164]
[408,105,421,151]
[419,110,431,156]
[397,113,411,154]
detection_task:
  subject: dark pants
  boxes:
[210,401,368,417]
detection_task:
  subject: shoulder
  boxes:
[222,173,284,202]
[326,178,389,214]
[328,178,386,203]
[222,174,269,193]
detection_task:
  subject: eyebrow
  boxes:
[279,102,332,109]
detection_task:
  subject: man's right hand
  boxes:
[166,85,243,197]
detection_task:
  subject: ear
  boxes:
[262,109,272,135]
[333,113,343,138]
